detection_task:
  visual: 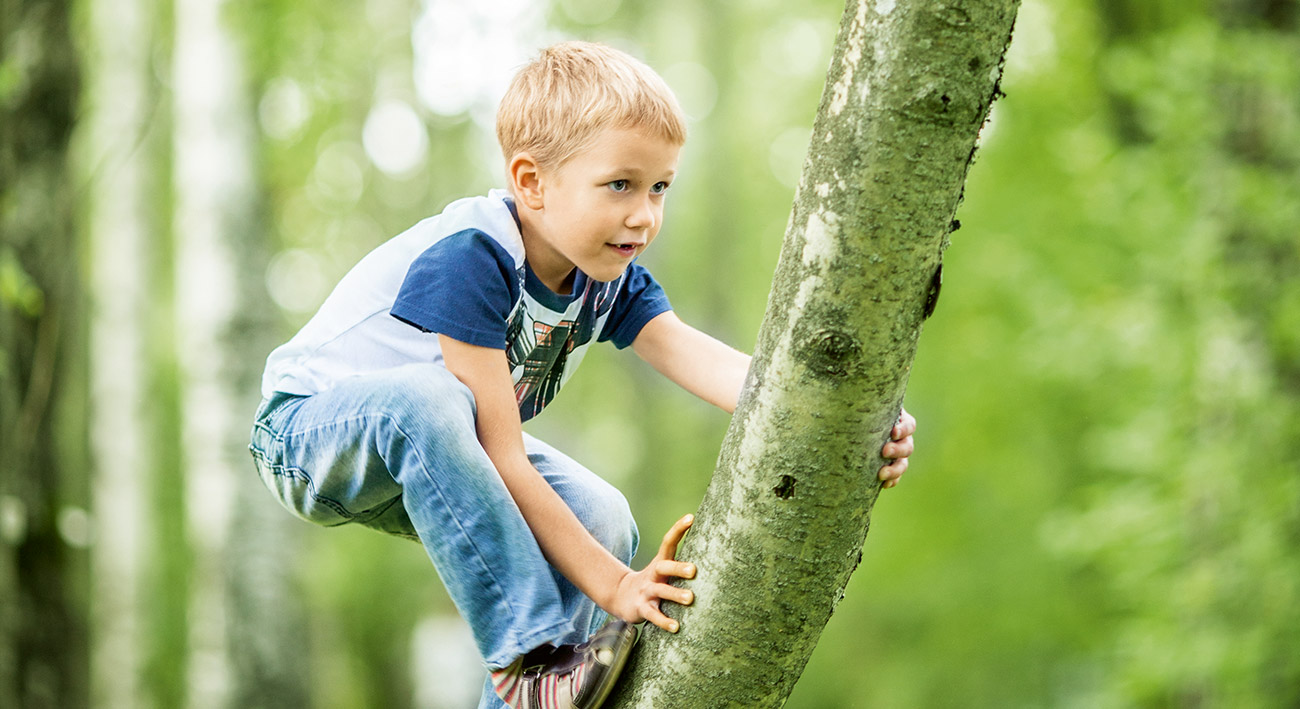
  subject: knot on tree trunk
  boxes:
[795,325,864,380]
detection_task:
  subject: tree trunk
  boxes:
[0,1,87,707]
[610,0,1019,706]
[171,0,310,705]
[82,0,168,705]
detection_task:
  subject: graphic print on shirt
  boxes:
[508,309,579,420]
[505,275,622,420]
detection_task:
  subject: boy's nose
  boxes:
[625,197,656,230]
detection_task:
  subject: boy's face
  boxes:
[522,126,681,291]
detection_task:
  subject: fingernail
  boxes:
[670,621,680,633]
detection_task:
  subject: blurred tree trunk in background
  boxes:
[76,0,309,703]
[82,0,169,704]
[1209,1,1300,391]
[171,0,309,705]
[611,1,1020,706]
[1084,0,1300,703]
[0,1,88,707]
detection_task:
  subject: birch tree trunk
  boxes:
[611,1,1019,705]
[172,0,309,705]
[83,0,162,704]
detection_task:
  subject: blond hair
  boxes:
[496,41,687,171]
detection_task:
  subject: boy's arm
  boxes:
[631,311,916,486]
[438,335,696,632]
[631,311,751,414]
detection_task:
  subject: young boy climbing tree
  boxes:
[248,41,916,709]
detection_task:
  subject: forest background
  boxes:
[2,0,1298,707]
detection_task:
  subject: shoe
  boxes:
[493,620,639,709]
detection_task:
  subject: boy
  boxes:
[249,42,914,709]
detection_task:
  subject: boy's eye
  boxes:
[608,180,629,192]
[651,181,670,195]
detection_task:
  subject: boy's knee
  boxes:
[590,489,638,565]
[616,505,639,565]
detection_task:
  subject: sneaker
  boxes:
[491,620,639,709]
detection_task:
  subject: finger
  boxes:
[643,604,681,634]
[653,559,697,580]
[882,435,914,460]
[652,582,694,607]
[892,409,917,439]
[657,513,695,560]
[878,456,908,482]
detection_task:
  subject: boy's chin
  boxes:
[588,264,632,283]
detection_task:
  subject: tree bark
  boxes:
[610,0,1019,706]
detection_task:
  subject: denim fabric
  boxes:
[248,362,639,695]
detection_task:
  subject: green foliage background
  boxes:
[10,0,1296,706]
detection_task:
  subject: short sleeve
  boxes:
[598,263,672,349]
[390,229,520,349]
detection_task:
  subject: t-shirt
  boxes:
[259,190,671,421]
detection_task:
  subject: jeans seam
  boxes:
[248,445,357,524]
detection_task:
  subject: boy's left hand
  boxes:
[878,408,916,489]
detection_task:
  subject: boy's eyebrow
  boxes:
[598,166,677,181]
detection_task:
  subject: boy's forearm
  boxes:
[633,312,751,413]
[438,335,631,613]
[708,345,750,414]
[485,444,629,610]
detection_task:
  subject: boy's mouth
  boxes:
[607,242,640,257]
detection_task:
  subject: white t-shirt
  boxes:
[260,190,671,421]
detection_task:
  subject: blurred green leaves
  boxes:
[0,247,44,318]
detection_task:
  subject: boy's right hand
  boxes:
[610,514,697,633]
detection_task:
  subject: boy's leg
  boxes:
[249,363,574,668]
[525,433,639,640]
[475,434,640,709]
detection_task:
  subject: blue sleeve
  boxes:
[390,229,520,349]
[599,263,673,349]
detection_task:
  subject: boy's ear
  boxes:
[509,153,545,210]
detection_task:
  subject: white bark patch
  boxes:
[801,210,839,267]
[876,0,897,15]
[792,272,823,313]
[827,1,869,116]
[815,182,831,198]
[731,273,822,497]
[734,385,784,498]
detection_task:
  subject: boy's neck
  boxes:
[516,206,576,295]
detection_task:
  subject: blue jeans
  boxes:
[248,363,639,707]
